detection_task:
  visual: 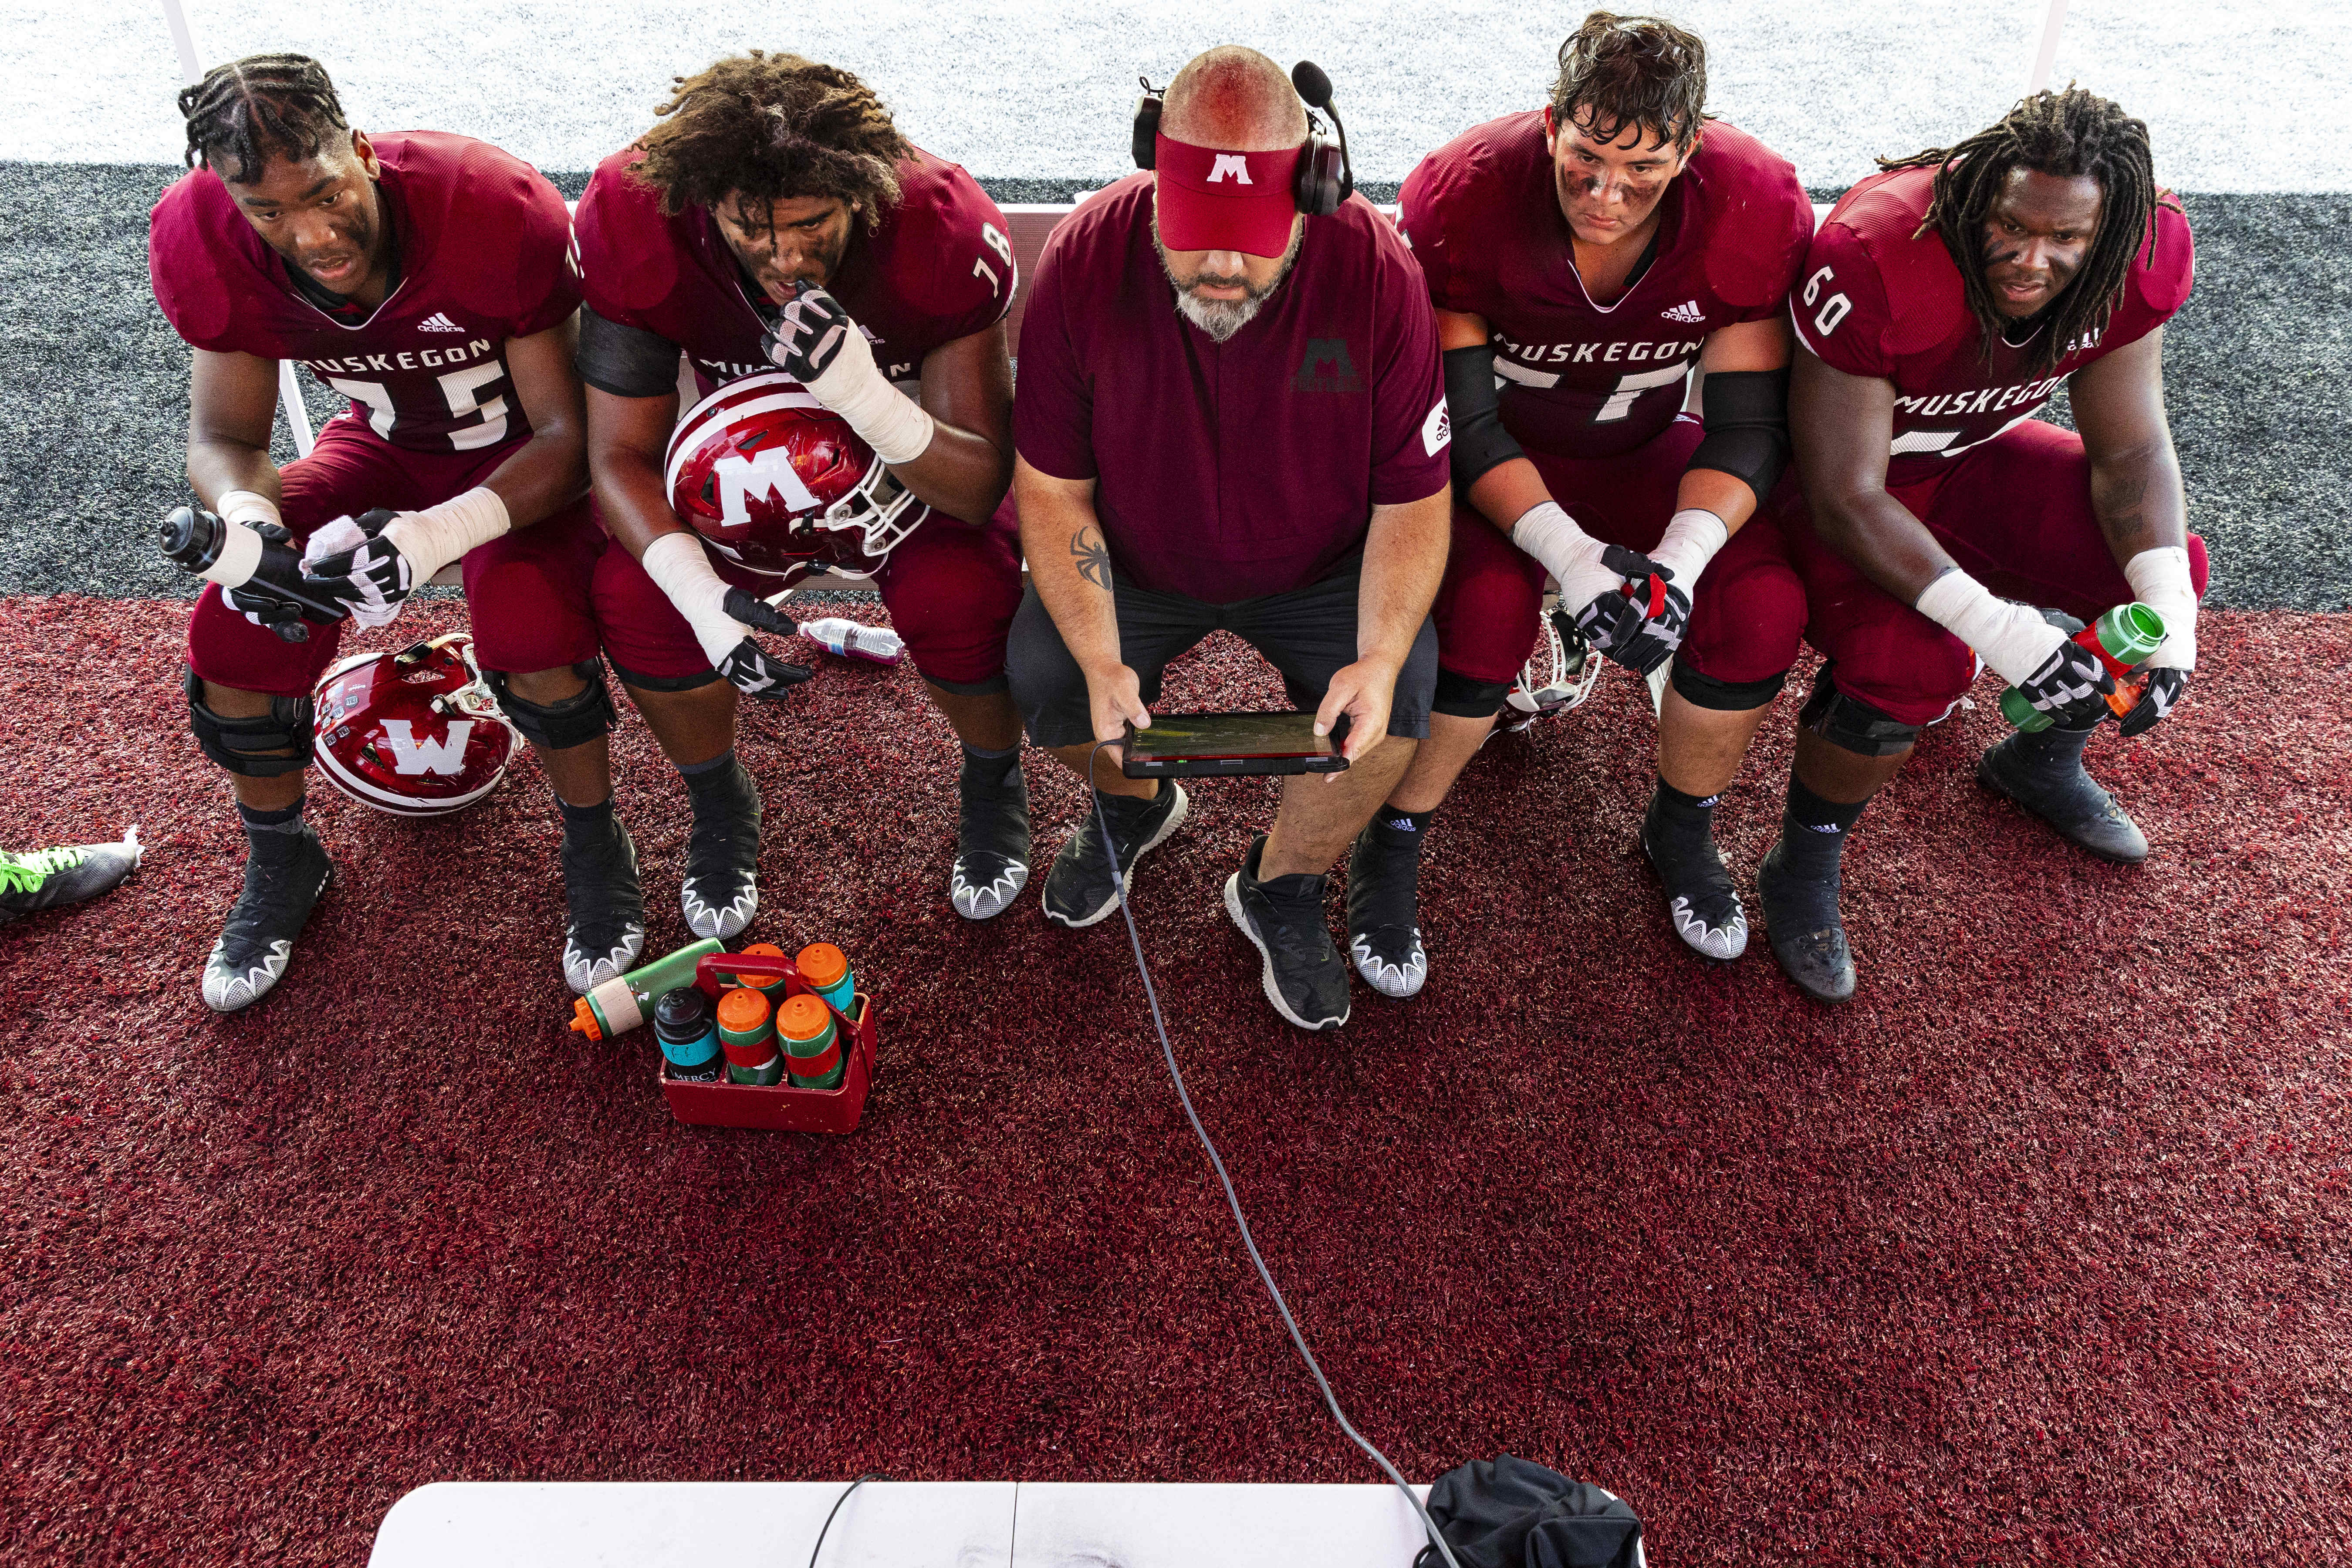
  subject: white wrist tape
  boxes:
[2123,545,2198,671]
[1650,508,1729,589]
[1509,501,1620,609]
[197,490,281,586]
[640,531,748,668]
[1914,568,2065,686]
[804,328,936,466]
[382,487,510,581]
[217,489,281,529]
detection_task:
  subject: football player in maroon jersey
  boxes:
[154,56,623,1011]
[1368,14,1818,997]
[575,53,1028,936]
[1765,87,2205,1002]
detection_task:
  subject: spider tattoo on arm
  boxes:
[1071,526,1113,591]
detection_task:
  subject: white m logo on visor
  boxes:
[378,719,474,775]
[716,448,820,525]
[1207,154,1253,185]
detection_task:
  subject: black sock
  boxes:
[679,750,745,797]
[558,796,615,835]
[1778,776,1870,881]
[2011,718,2098,769]
[1646,777,1718,851]
[961,742,1021,788]
[239,797,307,858]
[1370,804,1435,852]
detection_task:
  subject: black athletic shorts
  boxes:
[1008,552,1438,749]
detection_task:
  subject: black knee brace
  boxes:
[1798,662,1919,757]
[1432,667,1513,720]
[1671,662,1788,713]
[186,666,314,777]
[485,660,619,751]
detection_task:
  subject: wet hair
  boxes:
[1547,12,1709,155]
[1879,85,2177,372]
[633,52,912,226]
[178,53,351,186]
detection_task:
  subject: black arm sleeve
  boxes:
[576,305,686,399]
[1443,343,1526,492]
[1687,367,1792,504]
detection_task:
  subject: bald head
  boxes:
[1162,46,1306,152]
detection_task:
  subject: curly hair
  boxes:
[1879,85,2178,373]
[178,53,349,185]
[634,52,913,226]
[1548,12,1709,155]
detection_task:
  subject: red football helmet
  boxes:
[664,370,926,585]
[312,633,522,818]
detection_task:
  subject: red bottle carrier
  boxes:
[659,951,878,1133]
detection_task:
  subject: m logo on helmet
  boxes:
[378,719,475,776]
[715,447,821,526]
[1207,154,1253,185]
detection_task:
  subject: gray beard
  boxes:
[1173,288,1267,343]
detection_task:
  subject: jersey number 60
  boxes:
[1802,266,1852,338]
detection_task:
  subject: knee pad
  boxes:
[1671,662,1788,713]
[1432,666,1511,720]
[186,666,314,777]
[485,660,619,750]
[1798,662,1919,757]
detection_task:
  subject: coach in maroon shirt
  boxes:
[1010,45,1452,1031]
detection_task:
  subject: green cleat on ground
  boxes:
[0,828,143,924]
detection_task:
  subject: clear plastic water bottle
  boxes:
[799,617,905,666]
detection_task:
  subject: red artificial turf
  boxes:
[1,595,2346,1565]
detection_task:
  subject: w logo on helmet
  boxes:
[378,719,476,776]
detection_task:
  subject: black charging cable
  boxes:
[803,1470,884,1568]
[1082,739,1462,1568]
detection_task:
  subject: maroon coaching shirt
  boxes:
[1014,173,1449,603]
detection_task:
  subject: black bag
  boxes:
[1413,1454,1644,1568]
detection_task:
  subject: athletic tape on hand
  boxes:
[789,293,937,466]
[382,487,510,583]
[1650,507,1729,590]
[2124,546,2199,671]
[1510,500,1621,611]
[641,531,751,669]
[1913,568,2067,686]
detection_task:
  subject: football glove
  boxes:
[716,638,814,702]
[300,508,407,629]
[222,520,349,642]
[761,283,936,465]
[2011,636,2117,729]
[1570,544,1689,679]
[2117,666,2188,737]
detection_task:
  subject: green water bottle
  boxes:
[1999,602,2167,732]
[776,994,846,1090]
[568,937,726,1041]
[717,987,783,1086]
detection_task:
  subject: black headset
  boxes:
[1131,60,1355,216]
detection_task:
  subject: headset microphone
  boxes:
[1289,60,1355,210]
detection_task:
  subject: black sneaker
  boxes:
[1754,836,1854,1004]
[0,829,142,924]
[1225,831,1351,1031]
[203,826,331,1013]
[1041,781,1189,929]
[1977,732,2149,864]
[1345,820,1427,999]
[1641,797,1748,961]
[950,757,1031,921]
[561,814,645,993]
[681,759,761,939]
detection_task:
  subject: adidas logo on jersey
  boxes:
[1661,300,1706,324]
[418,312,464,333]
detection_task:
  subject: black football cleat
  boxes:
[1641,796,1748,962]
[681,758,761,940]
[203,826,332,1013]
[1226,832,1351,1031]
[1345,820,1427,999]
[1754,836,1854,1004]
[1041,781,1189,929]
[0,829,142,925]
[950,756,1031,921]
[1976,731,2149,864]
[561,813,646,994]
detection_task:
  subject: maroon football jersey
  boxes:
[1014,174,1449,603]
[149,131,579,454]
[1793,166,2195,487]
[1399,114,1815,459]
[571,144,1013,399]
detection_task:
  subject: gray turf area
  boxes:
[2,161,2342,611]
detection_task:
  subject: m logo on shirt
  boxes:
[1208,155,1253,185]
[1295,338,1362,395]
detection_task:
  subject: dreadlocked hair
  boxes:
[635,52,912,225]
[178,54,349,185]
[1879,85,2178,373]
[1548,12,1710,155]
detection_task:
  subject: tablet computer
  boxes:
[1120,711,1350,778]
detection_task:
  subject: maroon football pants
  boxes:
[1791,418,2211,727]
[593,496,1024,693]
[186,413,606,695]
[1431,415,1808,690]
